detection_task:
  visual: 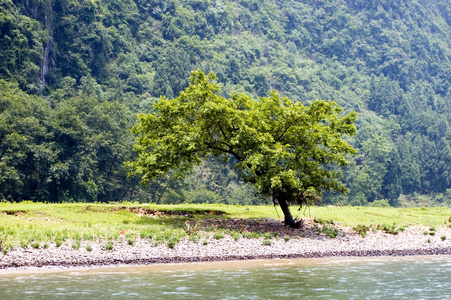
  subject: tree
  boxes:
[127,70,357,227]
[127,70,357,225]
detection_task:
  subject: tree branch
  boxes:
[203,141,242,161]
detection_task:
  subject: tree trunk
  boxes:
[277,195,301,228]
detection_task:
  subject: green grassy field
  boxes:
[1,202,450,254]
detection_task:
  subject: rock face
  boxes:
[1,219,450,270]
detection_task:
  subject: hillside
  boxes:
[1,0,451,206]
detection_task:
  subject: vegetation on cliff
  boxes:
[1,0,451,206]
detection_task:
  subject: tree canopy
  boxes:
[127,70,357,226]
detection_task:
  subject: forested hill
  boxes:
[1,0,451,206]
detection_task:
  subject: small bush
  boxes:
[242,231,261,239]
[0,235,9,255]
[188,234,199,243]
[167,240,177,249]
[55,239,63,247]
[83,233,94,240]
[1,243,11,256]
[322,226,338,238]
[213,232,225,240]
[86,245,93,251]
[104,241,114,251]
[139,230,154,240]
[263,232,272,239]
[314,218,334,225]
[283,235,290,242]
[72,241,80,250]
[203,240,208,245]
[20,240,28,249]
[441,235,446,241]
[263,239,272,246]
[380,224,402,235]
[127,238,135,246]
[231,233,241,241]
[354,224,370,237]
[31,242,40,249]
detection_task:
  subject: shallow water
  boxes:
[1,256,450,299]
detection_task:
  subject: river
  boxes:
[1,256,450,299]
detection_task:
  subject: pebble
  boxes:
[1,219,450,270]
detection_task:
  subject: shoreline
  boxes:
[1,219,450,271]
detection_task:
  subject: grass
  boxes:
[0,202,450,249]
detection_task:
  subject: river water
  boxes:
[1,256,450,299]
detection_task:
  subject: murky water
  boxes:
[1,256,450,299]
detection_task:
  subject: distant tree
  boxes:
[126,71,357,227]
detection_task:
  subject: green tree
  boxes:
[126,71,357,227]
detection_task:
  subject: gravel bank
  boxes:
[1,218,450,270]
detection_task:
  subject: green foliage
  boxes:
[262,239,272,246]
[213,232,225,240]
[368,199,390,208]
[72,240,80,250]
[0,79,136,202]
[127,70,356,224]
[0,235,9,255]
[104,241,114,251]
[1,0,451,206]
[314,218,335,225]
[322,226,339,238]
[380,223,405,235]
[353,224,371,237]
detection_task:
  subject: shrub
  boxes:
[167,240,177,249]
[263,239,272,246]
[322,225,338,238]
[104,241,114,251]
[213,232,225,240]
[354,224,371,237]
[72,241,81,250]
[314,218,334,225]
[380,224,403,235]
[368,199,390,207]
[263,232,272,239]
[231,233,241,241]
[0,235,8,255]
[441,235,446,241]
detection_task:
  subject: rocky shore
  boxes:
[1,218,450,270]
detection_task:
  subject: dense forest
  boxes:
[1,0,451,207]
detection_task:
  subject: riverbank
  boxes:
[1,218,450,270]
